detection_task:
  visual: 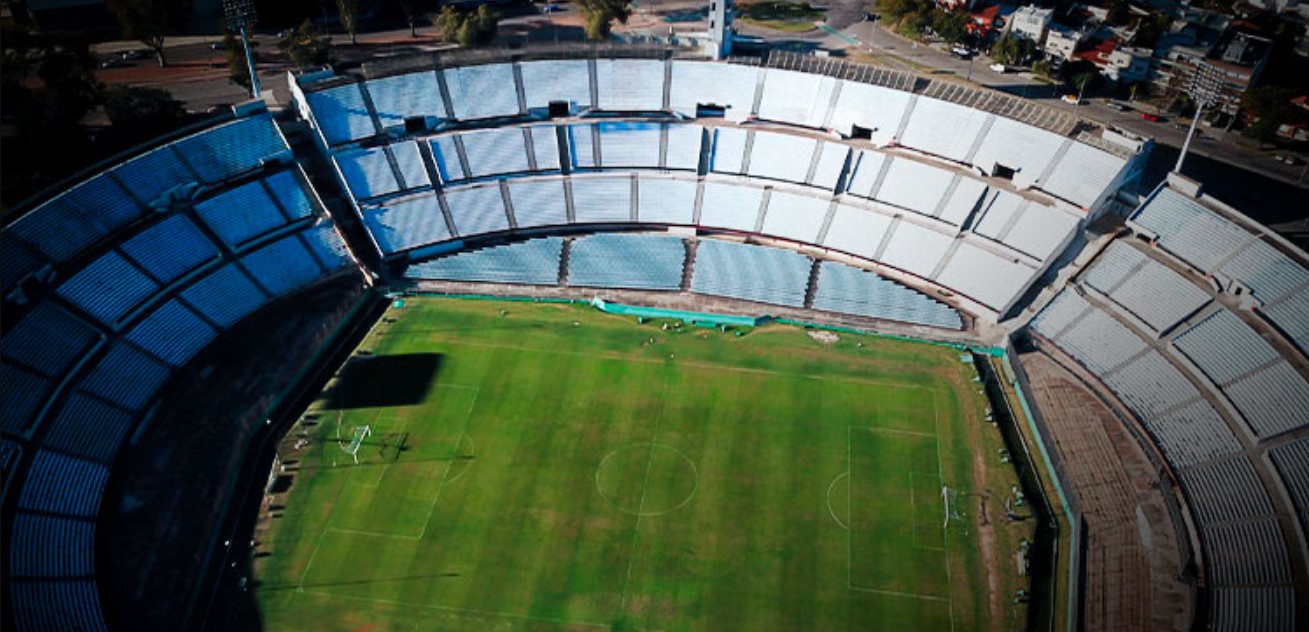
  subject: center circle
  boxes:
[595,443,699,516]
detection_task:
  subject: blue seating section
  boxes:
[10,580,108,632]
[406,238,563,285]
[691,240,811,308]
[1,365,53,435]
[444,185,511,236]
[367,71,445,129]
[18,451,108,518]
[44,393,134,463]
[179,263,269,329]
[76,342,173,410]
[194,179,290,248]
[306,83,377,145]
[119,215,219,284]
[111,146,196,207]
[460,128,533,178]
[57,251,159,325]
[9,513,95,577]
[240,235,326,297]
[1,302,101,377]
[302,223,355,271]
[363,195,452,255]
[172,114,288,183]
[336,146,402,200]
[813,262,963,329]
[7,175,141,264]
[567,234,686,290]
[125,300,218,367]
[265,170,317,220]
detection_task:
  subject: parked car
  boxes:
[951,46,972,59]
[989,62,1007,73]
[121,49,148,60]
[1106,101,1131,112]
[1141,113,1161,122]
[100,58,129,69]
[1061,94,1081,105]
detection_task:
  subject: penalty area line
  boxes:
[846,585,951,603]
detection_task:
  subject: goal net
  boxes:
[942,485,964,528]
[343,425,372,464]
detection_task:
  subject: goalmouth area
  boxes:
[252,297,1034,630]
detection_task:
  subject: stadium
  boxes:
[2,45,1306,632]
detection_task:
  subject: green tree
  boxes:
[103,85,187,139]
[337,0,360,44]
[433,5,500,47]
[223,31,251,89]
[399,0,426,37]
[106,0,190,67]
[577,0,632,41]
[1240,85,1297,141]
[894,8,930,39]
[1032,58,1053,78]
[877,0,921,21]
[931,9,969,44]
[278,19,332,67]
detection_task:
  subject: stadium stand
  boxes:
[812,261,963,329]
[690,239,811,307]
[1269,437,1309,528]
[520,60,592,113]
[194,178,297,248]
[699,181,765,233]
[1085,251,1210,333]
[442,64,520,120]
[366,71,446,129]
[567,234,686,290]
[759,191,829,244]
[305,82,377,145]
[636,178,698,225]
[118,216,220,285]
[571,177,635,224]
[56,251,160,325]
[507,179,570,229]
[362,194,451,255]
[406,238,564,285]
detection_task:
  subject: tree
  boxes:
[278,19,332,67]
[895,8,930,39]
[1240,85,1297,141]
[931,9,969,44]
[878,0,922,21]
[223,31,251,89]
[399,0,425,37]
[107,0,190,67]
[336,0,360,44]
[103,86,187,140]
[577,0,631,41]
[1032,58,1053,78]
[433,5,500,47]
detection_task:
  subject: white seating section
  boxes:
[1173,309,1279,385]
[507,179,569,229]
[691,240,811,308]
[1223,362,1309,438]
[406,238,563,285]
[568,234,686,290]
[366,70,445,129]
[1087,252,1210,333]
[1129,186,1250,273]
[571,177,634,224]
[813,261,962,329]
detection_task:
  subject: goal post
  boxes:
[344,425,372,464]
[942,485,962,529]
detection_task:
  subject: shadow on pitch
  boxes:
[323,353,442,409]
[256,571,464,592]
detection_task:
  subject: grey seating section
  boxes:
[813,261,963,329]
[690,240,811,308]
[406,237,564,285]
[567,234,686,291]
[1172,309,1279,385]
[1269,437,1309,528]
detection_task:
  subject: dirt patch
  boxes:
[807,330,840,345]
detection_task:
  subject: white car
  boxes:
[989,62,1007,73]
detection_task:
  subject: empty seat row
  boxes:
[406,237,563,285]
[813,261,963,329]
[567,234,686,291]
[690,240,811,308]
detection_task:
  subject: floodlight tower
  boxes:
[1175,61,1223,174]
[222,0,261,100]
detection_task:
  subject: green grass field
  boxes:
[255,297,1020,631]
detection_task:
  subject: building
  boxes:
[1150,28,1271,114]
[1010,5,1054,44]
[1044,24,1089,60]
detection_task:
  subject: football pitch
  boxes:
[254,297,1009,631]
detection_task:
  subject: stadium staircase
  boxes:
[558,237,574,286]
[680,239,698,292]
[803,259,822,309]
